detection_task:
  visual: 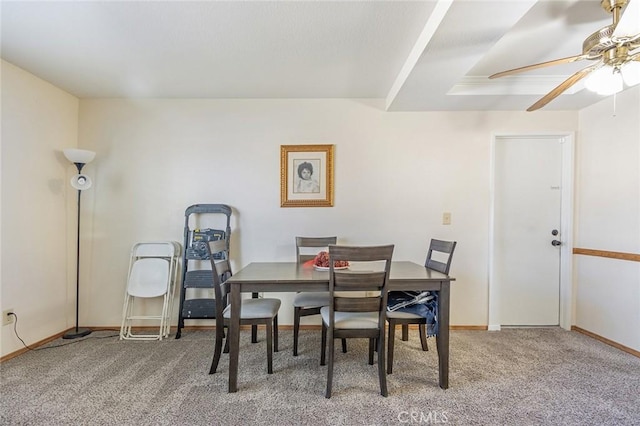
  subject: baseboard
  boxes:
[450,325,487,330]
[0,330,67,362]
[572,326,640,358]
[6,325,634,363]
[1,324,490,362]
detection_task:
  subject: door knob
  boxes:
[551,240,561,246]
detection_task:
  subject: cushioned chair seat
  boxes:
[224,298,281,319]
[293,291,330,308]
[320,306,379,329]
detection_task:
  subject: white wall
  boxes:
[1,60,79,356]
[77,98,578,329]
[575,87,640,352]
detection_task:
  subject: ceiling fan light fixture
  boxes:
[585,65,624,95]
[621,61,640,86]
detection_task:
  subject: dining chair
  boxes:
[320,244,394,398]
[206,240,281,375]
[292,236,347,356]
[386,239,456,374]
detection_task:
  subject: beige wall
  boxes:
[1,60,79,356]
[575,87,640,351]
[3,60,638,357]
[76,98,578,330]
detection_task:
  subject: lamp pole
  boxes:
[63,162,92,339]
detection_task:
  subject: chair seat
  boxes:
[386,310,424,320]
[293,291,330,308]
[223,298,281,319]
[320,306,379,329]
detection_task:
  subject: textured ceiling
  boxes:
[1,0,636,111]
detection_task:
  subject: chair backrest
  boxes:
[127,241,180,298]
[206,240,232,323]
[132,241,178,258]
[425,239,457,274]
[127,258,171,298]
[295,236,337,263]
[327,244,394,327]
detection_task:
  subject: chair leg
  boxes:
[251,325,258,343]
[320,322,327,366]
[266,320,273,374]
[209,326,224,374]
[251,293,259,343]
[274,315,279,353]
[222,326,229,354]
[377,332,388,397]
[293,307,301,356]
[223,331,230,354]
[368,338,375,365]
[325,330,334,398]
[418,324,429,351]
[387,321,396,374]
[341,338,347,353]
[402,324,409,341]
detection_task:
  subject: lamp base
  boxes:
[62,328,92,339]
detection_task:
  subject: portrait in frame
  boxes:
[280,144,334,207]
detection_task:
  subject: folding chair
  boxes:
[120,241,181,340]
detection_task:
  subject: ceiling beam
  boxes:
[384,0,453,110]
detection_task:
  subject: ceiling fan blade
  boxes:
[489,55,587,79]
[527,64,600,112]
[613,0,640,38]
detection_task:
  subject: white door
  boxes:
[493,136,562,326]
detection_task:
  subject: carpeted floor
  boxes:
[1,328,639,425]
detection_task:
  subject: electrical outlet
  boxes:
[442,212,452,225]
[2,309,15,326]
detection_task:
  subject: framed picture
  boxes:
[280,144,334,207]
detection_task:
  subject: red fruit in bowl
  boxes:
[313,251,349,268]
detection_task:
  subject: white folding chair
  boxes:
[120,241,181,340]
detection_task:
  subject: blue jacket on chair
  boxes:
[387,291,438,336]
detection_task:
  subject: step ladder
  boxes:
[175,204,232,339]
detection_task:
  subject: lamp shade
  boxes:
[71,174,93,190]
[63,148,96,165]
[621,61,640,87]
[584,66,623,96]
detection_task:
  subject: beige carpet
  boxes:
[1,328,639,425]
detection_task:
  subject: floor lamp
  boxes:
[62,148,96,339]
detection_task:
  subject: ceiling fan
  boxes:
[490,0,640,111]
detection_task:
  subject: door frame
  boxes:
[488,132,574,331]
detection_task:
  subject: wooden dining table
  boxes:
[225,261,455,392]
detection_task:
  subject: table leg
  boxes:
[228,284,241,392]
[436,281,450,389]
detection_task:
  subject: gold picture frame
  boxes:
[281,144,334,207]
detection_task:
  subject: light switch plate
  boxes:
[442,212,451,225]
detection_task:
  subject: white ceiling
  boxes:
[1,0,634,111]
